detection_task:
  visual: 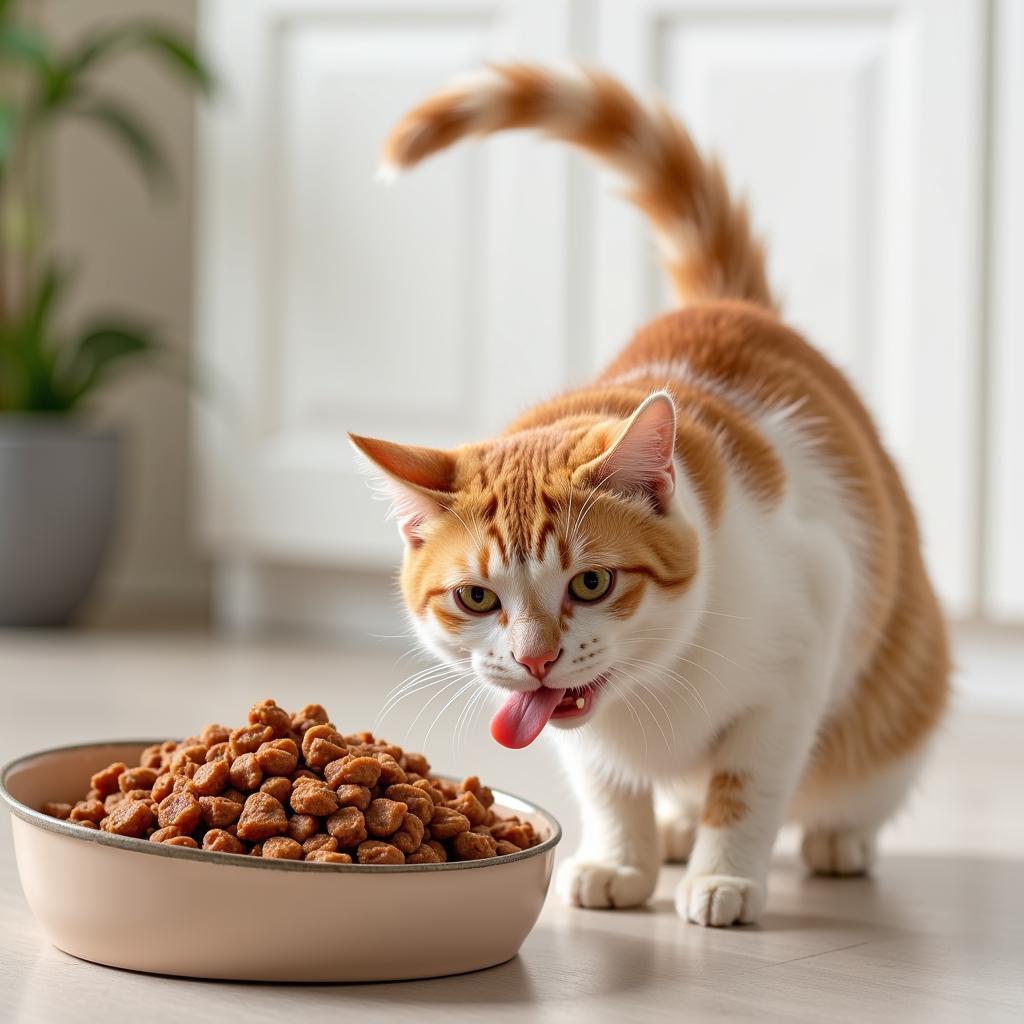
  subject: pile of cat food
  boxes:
[40,699,539,865]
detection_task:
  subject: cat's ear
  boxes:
[349,434,456,547]
[575,391,677,512]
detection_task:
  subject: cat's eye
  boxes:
[454,585,501,614]
[568,568,614,603]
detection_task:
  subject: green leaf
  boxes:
[65,22,213,93]
[0,102,15,172]
[60,324,156,407]
[66,96,170,191]
[26,263,67,341]
[0,22,53,69]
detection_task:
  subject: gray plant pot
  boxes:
[0,417,120,627]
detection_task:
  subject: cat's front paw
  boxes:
[557,857,657,909]
[676,873,765,926]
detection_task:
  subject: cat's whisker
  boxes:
[374,675,462,732]
[402,672,475,743]
[616,655,712,720]
[422,677,479,751]
[603,675,650,765]
[611,664,675,750]
[376,659,474,724]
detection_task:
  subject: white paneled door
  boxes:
[591,0,986,616]
[196,0,1001,629]
[195,0,576,574]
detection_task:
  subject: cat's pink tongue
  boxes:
[490,687,567,749]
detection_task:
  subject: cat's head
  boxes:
[351,392,703,748]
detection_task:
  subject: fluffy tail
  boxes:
[381,63,775,310]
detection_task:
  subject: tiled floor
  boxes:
[1,632,1022,1022]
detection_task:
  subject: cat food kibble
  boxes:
[42,698,541,864]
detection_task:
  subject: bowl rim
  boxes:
[0,738,562,874]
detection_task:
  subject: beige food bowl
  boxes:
[1,740,561,982]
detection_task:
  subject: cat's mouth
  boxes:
[490,677,606,749]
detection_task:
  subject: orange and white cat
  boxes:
[351,65,948,926]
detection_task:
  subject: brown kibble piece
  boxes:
[118,767,158,795]
[495,840,521,856]
[202,829,247,854]
[41,802,72,820]
[413,779,445,805]
[407,843,442,864]
[453,830,498,860]
[286,814,319,843]
[305,850,352,864]
[200,723,231,748]
[391,812,425,854]
[427,840,448,862]
[290,703,329,735]
[101,799,155,838]
[448,791,488,827]
[158,790,202,833]
[325,807,367,847]
[333,784,372,810]
[236,792,288,841]
[491,819,534,850]
[228,752,263,792]
[70,799,106,824]
[190,758,230,797]
[149,826,181,843]
[205,741,232,763]
[248,699,292,738]
[260,776,292,803]
[199,795,243,828]
[301,724,348,769]
[403,752,430,776]
[375,754,406,786]
[229,724,275,759]
[103,792,124,814]
[139,744,164,770]
[356,840,404,865]
[460,774,495,808]
[262,836,303,860]
[255,738,299,777]
[365,798,407,837]
[289,779,338,816]
[89,762,127,798]
[385,784,434,824]
[302,834,338,855]
[150,773,176,803]
[325,755,380,789]
[171,745,207,774]
[164,835,198,848]
[428,805,471,838]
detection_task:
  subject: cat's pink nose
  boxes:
[514,648,562,681]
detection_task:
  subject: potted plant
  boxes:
[0,2,210,625]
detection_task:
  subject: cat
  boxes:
[351,64,948,926]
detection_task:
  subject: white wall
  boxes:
[43,0,209,621]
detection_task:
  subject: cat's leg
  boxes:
[677,700,822,927]
[795,746,927,876]
[556,763,659,909]
[655,776,705,863]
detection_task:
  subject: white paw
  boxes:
[801,828,876,876]
[557,857,657,909]
[676,873,765,926]
[657,816,697,863]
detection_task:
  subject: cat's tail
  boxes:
[381,63,776,311]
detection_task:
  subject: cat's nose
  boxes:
[513,648,562,681]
